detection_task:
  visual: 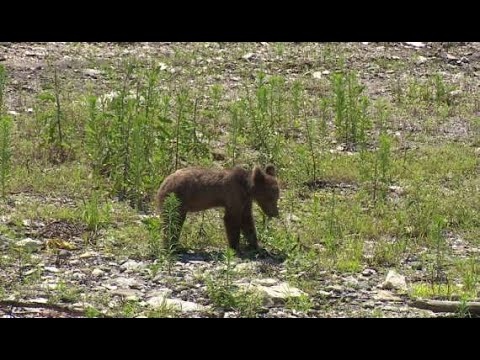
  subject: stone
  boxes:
[111,288,142,302]
[449,89,462,97]
[91,268,105,277]
[416,56,428,65]
[256,283,306,307]
[164,299,205,312]
[235,262,258,273]
[120,260,146,272]
[15,238,43,252]
[30,298,49,304]
[326,285,344,293]
[146,289,173,299]
[362,268,377,277]
[252,278,278,286]
[147,296,205,312]
[381,270,408,292]
[79,251,98,259]
[110,277,144,289]
[344,276,359,288]
[373,290,403,302]
[317,290,332,297]
[405,42,425,48]
[83,69,103,78]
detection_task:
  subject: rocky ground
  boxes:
[3,193,474,318]
[0,214,437,318]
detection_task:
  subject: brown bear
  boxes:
[156,164,280,252]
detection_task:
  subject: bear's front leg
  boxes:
[241,202,259,250]
[223,210,241,252]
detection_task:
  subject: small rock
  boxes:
[416,56,428,65]
[257,283,307,307]
[41,282,58,290]
[79,251,97,259]
[15,238,44,252]
[286,213,300,223]
[405,42,425,48]
[7,111,19,116]
[24,268,38,276]
[317,290,332,297]
[111,288,142,301]
[72,302,96,312]
[72,271,87,280]
[158,62,168,71]
[252,278,278,286]
[381,270,408,292]
[344,276,359,288]
[120,259,145,272]
[147,297,205,312]
[147,296,169,308]
[242,53,255,61]
[373,290,403,302]
[91,268,105,277]
[44,266,60,273]
[326,285,344,293]
[312,71,322,79]
[235,262,257,273]
[83,69,102,78]
[146,289,173,299]
[165,299,205,312]
[110,277,144,289]
[449,89,462,97]
[362,268,377,277]
[102,284,117,290]
[446,53,458,61]
[362,301,376,309]
[30,298,49,304]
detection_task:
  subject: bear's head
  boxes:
[252,164,280,218]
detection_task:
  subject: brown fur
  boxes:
[156,164,280,252]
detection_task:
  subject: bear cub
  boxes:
[156,164,280,252]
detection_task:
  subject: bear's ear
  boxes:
[265,164,276,177]
[253,166,266,184]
